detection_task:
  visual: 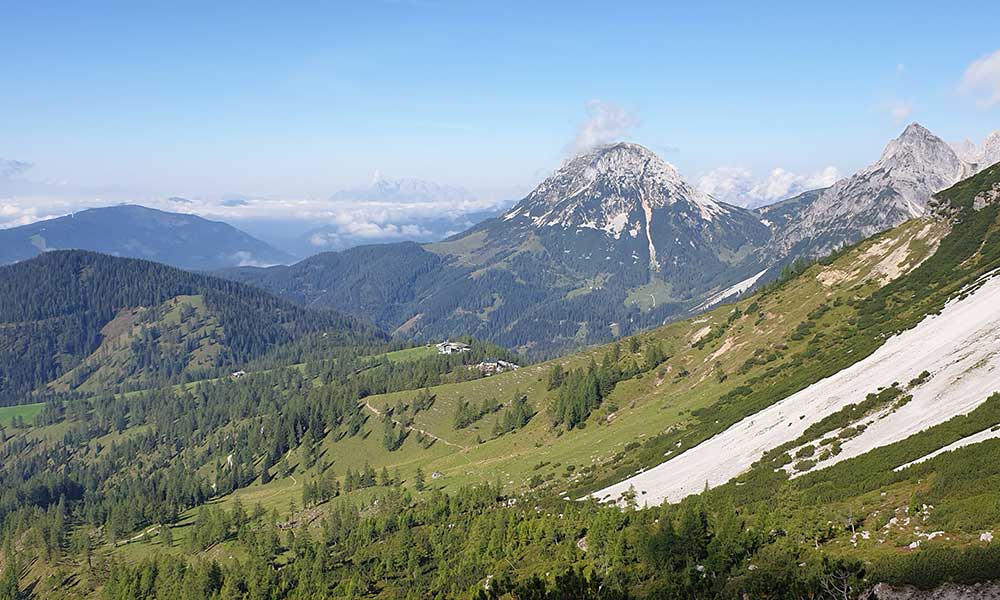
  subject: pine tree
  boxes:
[161,524,173,549]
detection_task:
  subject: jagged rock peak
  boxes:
[563,142,682,180]
[768,123,971,256]
[955,130,1000,170]
[876,122,965,175]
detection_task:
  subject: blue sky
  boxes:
[1,1,999,236]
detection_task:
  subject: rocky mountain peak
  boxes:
[331,175,470,204]
[769,124,971,256]
[875,122,965,179]
[502,142,727,234]
[899,121,934,139]
[572,142,680,180]
[983,132,1000,167]
[952,131,1000,169]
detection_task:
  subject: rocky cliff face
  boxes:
[955,130,1000,172]
[770,123,972,257]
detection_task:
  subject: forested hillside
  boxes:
[0,250,379,404]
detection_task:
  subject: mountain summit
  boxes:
[502,143,722,270]
[770,122,972,256]
[503,143,725,232]
[954,130,1000,171]
[330,174,472,204]
[499,142,765,273]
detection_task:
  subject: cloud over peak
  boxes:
[879,100,914,123]
[566,100,639,156]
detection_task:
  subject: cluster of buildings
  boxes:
[475,359,519,375]
[435,341,471,355]
[435,341,519,376]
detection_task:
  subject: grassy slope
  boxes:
[0,402,44,427]
[49,294,224,393]
[80,214,971,587]
[353,218,950,495]
[98,216,948,542]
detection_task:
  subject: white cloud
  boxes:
[960,48,1000,108]
[879,100,913,123]
[308,220,435,247]
[566,100,639,156]
[0,202,41,229]
[1,159,33,179]
[330,212,435,239]
[697,165,840,209]
[0,168,516,254]
[229,250,282,268]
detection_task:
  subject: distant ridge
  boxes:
[0,204,294,270]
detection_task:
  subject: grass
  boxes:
[625,277,675,312]
[0,401,44,426]
[381,345,438,363]
[51,293,224,394]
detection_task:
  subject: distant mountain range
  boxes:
[6,124,992,357]
[223,124,995,356]
[0,205,294,270]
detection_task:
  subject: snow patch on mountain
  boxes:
[502,142,728,235]
[593,267,1000,507]
[695,269,769,311]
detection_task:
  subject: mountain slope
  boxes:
[771,123,974,257]
[250,165,997,518]
[228,143,771,355]
[755,187,826,231]
[0,250,378,402]
[223,241,451,326]
[226,127,982,357]
[6,167,1000,600]
[0,204,294,270]
[598,161,1000,504]
[488,142,769,282]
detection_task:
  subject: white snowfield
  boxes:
[594,270,1000,507]
[695,269,769,312]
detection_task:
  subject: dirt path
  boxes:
[363,401,468,450]
[120,525,160,545]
